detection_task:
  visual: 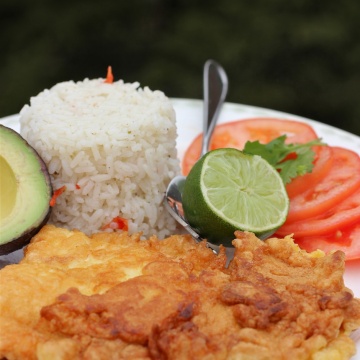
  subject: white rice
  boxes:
[19,78,181,238]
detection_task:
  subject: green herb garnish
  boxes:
[243,135,325,184]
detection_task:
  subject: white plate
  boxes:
[1,99,360,357]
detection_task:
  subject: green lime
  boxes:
[182,148,289,246]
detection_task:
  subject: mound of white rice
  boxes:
[19,77,181,238]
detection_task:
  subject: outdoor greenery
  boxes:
[1,0,359,135]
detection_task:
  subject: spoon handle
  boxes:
[201,59,229,158]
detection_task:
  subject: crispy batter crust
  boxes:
[0,225,359,360]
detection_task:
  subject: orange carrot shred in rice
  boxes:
[50,186,66,207]
[101,216,128,231]
[76,184,81,189]
[104,66,114,83]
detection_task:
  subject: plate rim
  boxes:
[2,97,360,141]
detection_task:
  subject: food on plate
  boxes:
[285,145,334,198]
[298,223,360,261]
[275,147,360,260]
[19,75,181,239]
[182,117,319,175]
[276,187,360,238]
[182,118,360,260]
[294,223,360,261]
[283,146,360,223]
[0,225,359,359]
[182,148,289,246]
[275,187,360,260]
[0,125,52,255]
[242,135,324,184]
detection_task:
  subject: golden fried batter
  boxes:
[0,225,359,360]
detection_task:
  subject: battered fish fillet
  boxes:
[0,225,359,360]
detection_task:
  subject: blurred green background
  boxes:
[1,0,359,135]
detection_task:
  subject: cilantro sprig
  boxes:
[243,135,325,184]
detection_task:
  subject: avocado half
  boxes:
[0,125,52,255]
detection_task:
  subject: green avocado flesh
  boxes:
[0,125,52,255]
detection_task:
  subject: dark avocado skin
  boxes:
[0,209,51,255]
[0,125,53,255]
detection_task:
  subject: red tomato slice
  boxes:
[285,147,360,223]
[285,146,334,198]
[182,118,318,175]
[293,223,360,261]
[276,186,360,237]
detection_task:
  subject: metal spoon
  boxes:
[164,60,234,264]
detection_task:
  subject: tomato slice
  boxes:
[182,118,318,175]
[276,186,360,238]
[293,223,360,261]
[285,147,360,223]
[285,146,334,198]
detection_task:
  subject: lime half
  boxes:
[182,148,289,246]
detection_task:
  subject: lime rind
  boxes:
[200,149,289,233]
